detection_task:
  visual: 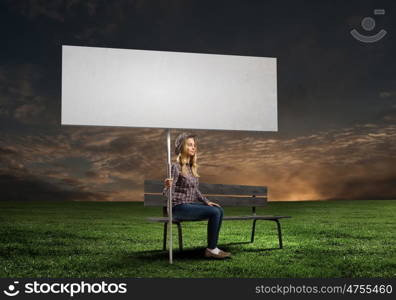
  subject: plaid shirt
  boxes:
[162,162,210,207]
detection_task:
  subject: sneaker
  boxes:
[204,248,232,259]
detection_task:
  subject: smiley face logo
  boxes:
[3,281,20,297]
[350,9,387,43]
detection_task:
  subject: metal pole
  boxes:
[166,129,173,264]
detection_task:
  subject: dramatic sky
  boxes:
[1,0,395,202]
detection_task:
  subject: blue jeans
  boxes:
[172,202,224,249]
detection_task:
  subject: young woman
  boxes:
[163,132,231,259]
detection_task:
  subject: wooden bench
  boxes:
[144,180,291,251]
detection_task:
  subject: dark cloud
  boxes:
[320,166,396,200]
[0,172,107,201]
[0,64,57,126]
[5,0,100,22]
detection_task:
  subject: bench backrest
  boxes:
[144,180,268,208]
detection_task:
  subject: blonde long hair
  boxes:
[176,136,200,178]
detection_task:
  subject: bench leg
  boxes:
[176,222,183,252]
[163,222,167,250]
[251,219,284,249]
[274,219,283,249]
[251,219,257,243]
[162,222,184,252]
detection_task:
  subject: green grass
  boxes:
[0,200,395,278]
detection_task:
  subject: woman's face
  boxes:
[185,137,196,157]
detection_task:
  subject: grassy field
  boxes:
[0,200,395,278]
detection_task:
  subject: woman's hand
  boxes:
[164,178,173,188]
[207,201,221,207]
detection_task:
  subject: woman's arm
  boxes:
[195,180,210,205]
[162,163,180,196]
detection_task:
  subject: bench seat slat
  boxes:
[147,215,291,222]
[224,215,292,220]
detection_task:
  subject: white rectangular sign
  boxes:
[61,45,278,132]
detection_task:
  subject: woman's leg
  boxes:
[172,203,224,249]
[207,204,224,249]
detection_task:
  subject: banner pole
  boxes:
[166,129,173,264]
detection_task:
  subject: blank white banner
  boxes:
[61,45,278,132]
